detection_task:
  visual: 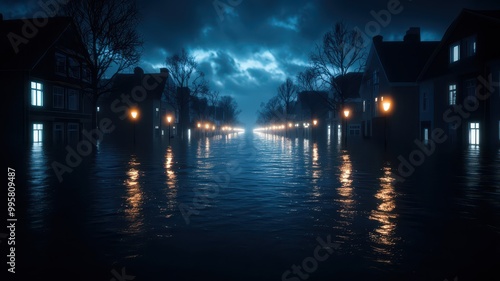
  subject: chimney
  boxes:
[373,35,383,44]
[133,66,144,76]
[404,27,421,43]
[160,68,169,76]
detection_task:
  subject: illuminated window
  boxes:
[450,43,460,63]
[53,86,65,109]
[31,81,43,106]
[363,100,366,112]
[469,122,479,145]
[449,84,457,105]
[33,123,43,143]
[424,128,429,143]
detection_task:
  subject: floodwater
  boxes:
[15,130,500,281]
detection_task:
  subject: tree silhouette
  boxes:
[63,0,143,130]
[309,21,366,111]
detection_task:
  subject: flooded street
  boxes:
[17,131,500,281]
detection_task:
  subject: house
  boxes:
[1,15,93,148]
[359,27,439,148]
[418,9,500,148]
[332,72,363,138]
[97,67,170,145]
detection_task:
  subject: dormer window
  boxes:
[450,42,460,63]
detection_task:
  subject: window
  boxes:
[33,123,43,143]
[67,89,79,110]
[449,84,457,105]
[424,128,429,143]
[31,81,43,106]
[450,43,460,63]
[465,36,476,57]
[82,64,91,82]
[156,107,159,118]
[53,123,64,144]
[423,92,428,111]
[55,53,66,75]
[372,70,379,96]
[469,122,480,145]
[464,79,476,97]
[97,106,100,112]
[68,57,80,79]
[53,86,65,109]
[349,124,361,136]
[67,123,79,143]
[363,100,366,112]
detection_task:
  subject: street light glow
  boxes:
[130,110,138,119]
[197,123,201,128]
[383,101,391,112]
[167,115,172,123]
[313,119,318,126]
[344,110,350,118]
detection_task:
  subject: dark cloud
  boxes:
[4,0,500,125]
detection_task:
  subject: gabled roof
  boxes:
[334,72,363,99]
[374,40,439,83]
[0,17,79,70]
[418,9,500,81]
[107,68,169,100]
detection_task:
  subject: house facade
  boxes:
[359,27,439,149]
[418,9,500,148]
[1,16,92,148]
[97,67,169,146]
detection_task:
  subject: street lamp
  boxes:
[197,123,201,128]
[382,101,391,150]
[313,119,318,126]
[166,115,172,142]
[343,109,350,146]
[130,109,138,146]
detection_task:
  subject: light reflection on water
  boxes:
[21,133,500,280]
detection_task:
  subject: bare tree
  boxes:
[164,48,208,134]
[310,21,366,111]
[277,77,298,120]
[256,96,285,125]
[296,67,322,93]
[218,96,241,124]
[63,0,143,129]
[208,90,220,122]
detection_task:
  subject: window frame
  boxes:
[67,89,79,111]
[450,42,460,63]
[53,86,65,109]
[31,81,43,107]
[449,84,457,105]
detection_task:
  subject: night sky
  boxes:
[2,0,500,126]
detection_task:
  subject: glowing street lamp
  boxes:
[343,109,350,146]
[130,109,139,146]
[197,123,201,128]
[166,115,173,142]
[382,100,392,150]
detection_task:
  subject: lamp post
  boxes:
[382,101,391,150]
[130,109,138,146]
[167,115,172,143]
[343,109,350,146]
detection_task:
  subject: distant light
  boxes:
[155,126,159,129]
[166,115,172,123]
[288,123,293,128]
[313,119,318,126]
[375,97,378,102]
[97,106,100,112]
[156,108,159,112]
[344,110,350,118]
[197,123,201,128]
[205,123,210,129]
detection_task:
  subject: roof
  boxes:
[107,68,169,100]
[0,17,77,70]
[334,72,363,99]
[418,9,500,81]
[374,40,439,83]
